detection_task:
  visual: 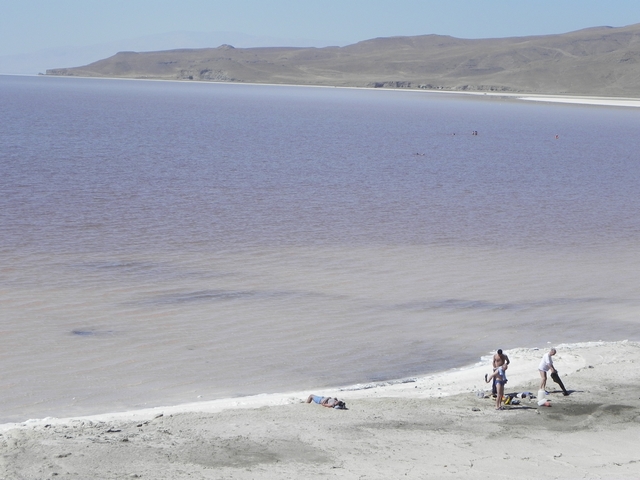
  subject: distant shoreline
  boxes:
[40,24,640,102]
[365,85,640,108]
[12,73,640,108]
[476,91,640,108]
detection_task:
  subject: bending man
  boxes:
[538,348,557,392]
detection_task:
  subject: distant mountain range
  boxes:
[45,24,640,97]
[0,31,335,75]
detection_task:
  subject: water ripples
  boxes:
[2,76,640,422]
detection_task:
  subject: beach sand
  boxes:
[461,91,640,108]
[1,341,639,478]
[515,95,640,108]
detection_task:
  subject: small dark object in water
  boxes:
[72,330,95,336]
[71,329,113,337]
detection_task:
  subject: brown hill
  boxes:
[46,24,640,96]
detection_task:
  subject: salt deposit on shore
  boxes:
[517,95,640,108]
[422,87,640,108]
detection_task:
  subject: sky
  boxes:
[2,0,640,57]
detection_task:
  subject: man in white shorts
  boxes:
[538,348,557,392]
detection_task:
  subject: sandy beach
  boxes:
[408,87,640,108]
[513,94,640,108]
[2,340,639,479]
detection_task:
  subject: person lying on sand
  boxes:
[306,394,347,409]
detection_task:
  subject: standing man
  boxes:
[538,348,557,392]
[492,349,510,396]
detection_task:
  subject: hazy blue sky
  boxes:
[2,0,640,56]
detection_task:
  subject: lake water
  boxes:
[1,75,639,423]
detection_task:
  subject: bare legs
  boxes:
[539,370,547,391]
[495,381,504,410]
[485,370,505,410]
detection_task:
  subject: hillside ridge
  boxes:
[46,23,640,96]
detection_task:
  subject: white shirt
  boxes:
[539,352,554,372]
